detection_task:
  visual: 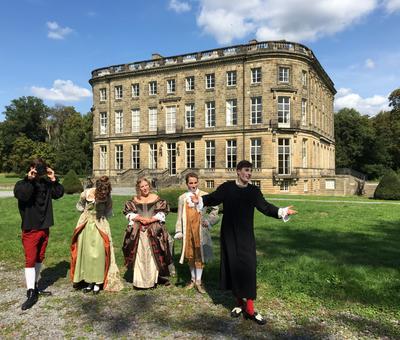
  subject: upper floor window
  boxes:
[205,101,216,127]
[277,96,290,127]
[100,145,107,170]
[166,106,176,134]
[302,70,308,87]
[99,88,107,102]
[132,83,140,97]
[301,99,307,126]
[115,145,123,170]
[149,81,157,95]
[149,143,157,170]
[227,71,237,86]
[278,67,290,83]
[115,85,123,100]
[131,109,140,133]
[185,76,195,91]
[205,140,215,169]
[205,73,215,89]
[251,138,262,168]
[148,107,157,132]
[185,103,195,129]
[226,140,237,169]
[99,112,108,135]
[186,141,195,169]
[251,67,261,84]
[167,79,176,94]
[115,110,123,133]
[302,139,308,168]
[251,97,262,124]
[131,144,140,169]
[226,99,237,126]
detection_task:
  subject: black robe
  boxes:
[202,181,279,299]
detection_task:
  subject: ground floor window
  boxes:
[205,180,214,189]
[280,180,289,192]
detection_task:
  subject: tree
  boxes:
[388,88,400,111]
[62,169,83,194]
[373,169,400,200]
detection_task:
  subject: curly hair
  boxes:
[135,177,152,199]
[95,176,112,202]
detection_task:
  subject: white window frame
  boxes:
[205,180,214,188]
[99,88,107,102]
[251,67,261,84]
[226,99,237,126]
[205,101,215,128]
[280,180,289,192]
[251,97,262,124]
[167,79,176,94]
[115,110,123,133]
[205,140,215,169]
[131,144,140,169]
[148,107,157,132]
[278,96,290,128]
[132,83,140,97]
[302,70,308,87]
[205,73,215,89]
[226,71,237,86]
[166,106,176,133]
[251,138,262,168]
[185,103,195,129]
[149,81,157,95]
[278,67,290,83]
[115,85,123,100]
[149,143,157,170]
[301,99,307,126]
[99,112,108,135]
[226,140,237,169]
[115,145,123,170]
[278,138,291,175]
[185,76,195,91]
[131,109,140,133]
[302,139,308,168]
[186,141,195,169]
[100,145,107,170]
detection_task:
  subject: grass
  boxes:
[0,173,21,186]
[1,194,399,338]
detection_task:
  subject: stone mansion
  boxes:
[89,40,338,194]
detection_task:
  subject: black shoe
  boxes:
[21,289,38,310]
[230,306,242,318]
[82,283,94,293]
[35,283,52,296]
[243,311,267,325]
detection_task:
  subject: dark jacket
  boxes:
[14,177,64,230]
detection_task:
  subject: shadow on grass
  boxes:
[38,260,69,290]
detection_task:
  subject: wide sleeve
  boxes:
[76,191,87,212]
[255,187,280,218]
[14,178,34,202]
[175,195,184,234]
[202,182,227,207]
[51,180,64,199]
[105,196,113,218]
[203,204,219,227]
[123,200,138,216]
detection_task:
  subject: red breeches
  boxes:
[22,229,49,267]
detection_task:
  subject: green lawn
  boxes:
[0,173,20,186]
[1,194,399,338]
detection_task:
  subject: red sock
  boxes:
[236,297,243,307]
[245,299,254,315]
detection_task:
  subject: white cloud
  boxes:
[384,0,400,12]
[365,58,375,69]
[46,21,73,40]
[169,0,191,13]
[196,0,379,44]
[334,88,389,115]
[31,80,91,102]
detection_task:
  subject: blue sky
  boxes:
[0,0,399,121]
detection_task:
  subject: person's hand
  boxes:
[174,232,183,240]
[286,205,297,215]
[27,167,37,180]
[46,167,56,182]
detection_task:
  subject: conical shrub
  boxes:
[62,169,83,194]
[374,169,400,200]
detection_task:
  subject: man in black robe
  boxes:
[192,160,296,325]
[14,158,64,310]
